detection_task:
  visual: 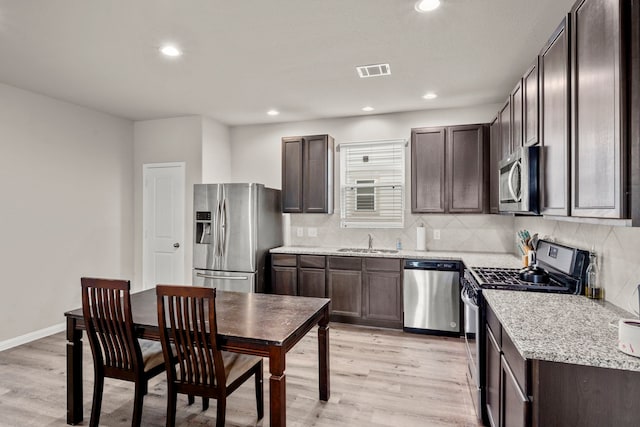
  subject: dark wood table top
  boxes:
[66,288,330,347]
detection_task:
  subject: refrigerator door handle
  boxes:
[220,198,227,259]
[196,272,249,280]
[215,199,223,257]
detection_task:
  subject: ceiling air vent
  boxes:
[356,63,391,78]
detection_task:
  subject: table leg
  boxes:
[66,317,83,425]
[269,347,286,427]
[318,306,330,401]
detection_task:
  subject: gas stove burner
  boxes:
[469,266,565,291]
[518,265,549,284]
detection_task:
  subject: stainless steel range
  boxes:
[461,239,590,424]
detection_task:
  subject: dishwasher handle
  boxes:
[404,259,460,271]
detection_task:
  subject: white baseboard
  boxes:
[0,322,66,352]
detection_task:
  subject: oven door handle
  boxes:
[461,290,478,309]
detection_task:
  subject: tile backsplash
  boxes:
[286,212,515,253]
[283,212,640,314]
[515,217,640,314]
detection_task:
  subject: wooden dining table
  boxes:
[64,288,331,426]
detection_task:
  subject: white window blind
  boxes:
[340,139,405,228]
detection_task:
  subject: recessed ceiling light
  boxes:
[423,92,438,100]
[415,0,441,13]
[267,109,280,116]
[160,45,182,57]
[362,106,375,112]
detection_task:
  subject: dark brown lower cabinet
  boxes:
[485,301,640,427]
[298,268,326,297]
[298,255,326,297]
[327,256,403,328]
[271,254,298,295]
[271,254,403,329]
[362,258,402,328]
[270,254,326,297]
[486,326,501,427]
[502,355,529,427]
[532,360,640,426]
[486,303,530,427]
[327,259,362,320]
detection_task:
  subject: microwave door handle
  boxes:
[508,160,522,202]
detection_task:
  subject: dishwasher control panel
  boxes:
[404,259,461,271]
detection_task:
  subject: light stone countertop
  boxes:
[270,246,523,269]
[483,290,640,372]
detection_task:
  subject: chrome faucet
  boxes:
[368,233,373,250]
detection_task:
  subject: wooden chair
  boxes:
[81,277,166,427]
[156,285,264,427]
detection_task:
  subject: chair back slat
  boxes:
[81,278,141,373]
[157,285,226,391]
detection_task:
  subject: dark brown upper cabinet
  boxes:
[411,127,446,213]
[489,115,501,214]
[540,17,571,217]
[570,0,626,219]
[448,125,487,213]
[281,134,334,213]
[523,58,540,147]
[411,124,487,214]
[511,80,524,151]
[631,0,640,226]
[499,98,512,159]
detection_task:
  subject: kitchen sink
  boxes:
[337,248,399,254]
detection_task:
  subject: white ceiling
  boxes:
[0,0,575,126]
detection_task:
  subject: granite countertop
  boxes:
[270,246,523,269]
[483,290,640,372]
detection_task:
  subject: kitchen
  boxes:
[2,0,640,426]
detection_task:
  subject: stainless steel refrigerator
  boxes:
[193,183,282,293]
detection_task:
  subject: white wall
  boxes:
[230,105,501,188]
[133,116,204,289]
[202,116,231,183]
[229,105,515,253]
[0,83,134,342]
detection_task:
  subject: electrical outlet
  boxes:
[296,227,304,237]
[308,227,318,237]
[433,229,441,240]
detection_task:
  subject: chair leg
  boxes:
[202,397,209,411]
[188,395,194,405]
[89,372,104,427]
[255,360,264,420]
[132,381,145,427]
[216,397,226,427]
[166,387,177,427]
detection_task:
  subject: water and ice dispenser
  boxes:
[195,211,212,244]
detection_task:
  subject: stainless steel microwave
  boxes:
[498,146,539,214]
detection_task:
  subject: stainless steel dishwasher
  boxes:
[403,259,461,335]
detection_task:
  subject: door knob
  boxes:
[173,243,180,248]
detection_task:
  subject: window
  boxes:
[339,139,405,228]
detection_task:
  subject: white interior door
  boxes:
[143,162,185,290]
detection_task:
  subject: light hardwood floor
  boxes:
[0,323,482,426]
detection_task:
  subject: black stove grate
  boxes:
[470,266,566,290]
